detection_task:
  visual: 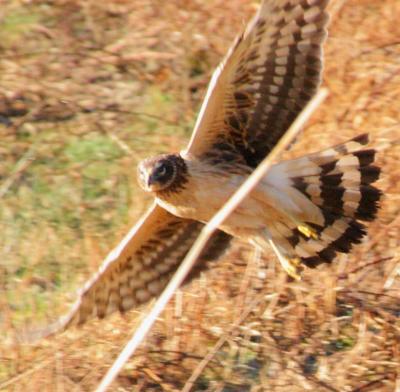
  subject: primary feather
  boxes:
[184,0,329,167]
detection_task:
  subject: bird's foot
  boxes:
[297,224,318,240]
[280,256,303,280]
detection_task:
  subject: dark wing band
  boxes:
[36,203,231,336]
[184,0,329,167]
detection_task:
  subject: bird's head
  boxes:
[137,154,187,193]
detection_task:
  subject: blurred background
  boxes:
[0,0,399,391]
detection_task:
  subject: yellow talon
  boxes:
[281,257,302,281]
[266,238,303,281]
[291,257,302,267]
[298,224,318,240]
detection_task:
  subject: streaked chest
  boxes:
[155,167,268,231]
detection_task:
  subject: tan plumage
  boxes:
[251,134,381,271]
[185,0,329,166]
[36,204,230,333]
[38,0,382,336]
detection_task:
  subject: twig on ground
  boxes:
[0,358,52,390]
[181,294,265,392]
[337,256,392,280]
[0,144,36,199]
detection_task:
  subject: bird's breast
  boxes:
[155,169,273,236]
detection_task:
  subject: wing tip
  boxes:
[16,312,75,344]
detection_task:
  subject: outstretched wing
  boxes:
[38,203,231,336]
[183,0,329,168]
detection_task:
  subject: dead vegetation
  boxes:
[0,0,399,391]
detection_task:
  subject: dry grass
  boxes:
[0,0,399,391]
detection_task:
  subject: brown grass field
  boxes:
[0,0,399,390]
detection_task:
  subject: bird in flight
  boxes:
[44,0,381,333]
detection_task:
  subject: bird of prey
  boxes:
[46,0,381,331]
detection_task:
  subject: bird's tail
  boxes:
[258,134,382,277]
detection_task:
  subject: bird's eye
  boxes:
[148,159,174,189]
[156,165,167,177]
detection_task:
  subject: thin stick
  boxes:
[0,358,52,390]
[0,145,35,199]
[181,294,264,392]
[94,88,328,392]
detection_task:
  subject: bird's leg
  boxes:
[297,224,319,240]
[267,238,302,280]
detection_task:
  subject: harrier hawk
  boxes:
[49,0,381,330]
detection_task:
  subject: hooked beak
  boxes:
[146,174,156,191]
[138,169,151,192]
[140,171,159,192]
